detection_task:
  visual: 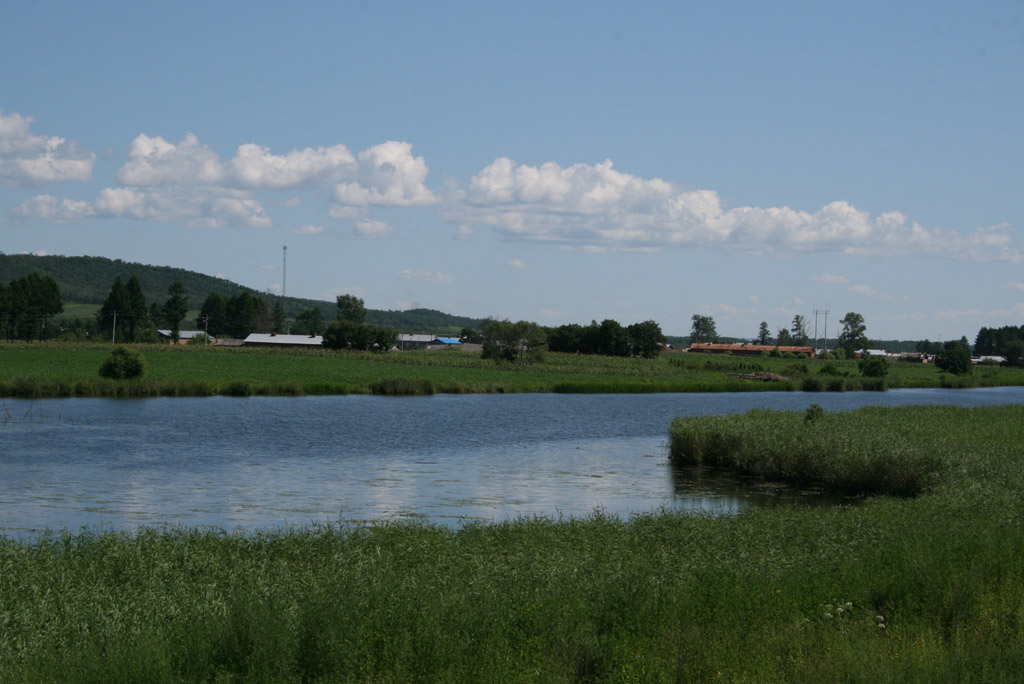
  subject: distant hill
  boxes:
[0,253,483,334]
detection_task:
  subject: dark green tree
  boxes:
[837,312,868,357]
[98,346,146,379]
[859,355,890,378]
[292,307,324,336]
[322,319,396,351]
[689,314,718,344]
[757,321,771,345]
[481,319,546,363]
[459,326,483,344]
[336,294,367,324]
[934,340,972,375]
[272,299,286,333]
[7,272,63,340]
[98,276,130,342]
[596,319,630,357]
[776,327,794,346]
[162,282,189,342]
[123,275,150,341]
[1003,340,1024,368]
[627,320,666,358]
[791,315,809,346]
[198,293,228,337]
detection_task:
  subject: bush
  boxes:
[935,341,972,375]
[187,332,211,346]
[784,362,809,376]
[858,355,889,378]
[98,346,146,380]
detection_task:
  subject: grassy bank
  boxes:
[2,405,1024,681]
[3,341,1023,397]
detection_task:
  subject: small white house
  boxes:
[243,333,323,348]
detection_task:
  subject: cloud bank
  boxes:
[446,158,1020,262]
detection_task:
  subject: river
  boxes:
[2,387,1023,536]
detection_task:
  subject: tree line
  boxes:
[0,272,63,341]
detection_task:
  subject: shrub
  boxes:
[98,346,146,380]
[858,355,889,378]
[784,362,810,376]
[801,376,824,392]
[934,340,972,376]
[818,362,846,377]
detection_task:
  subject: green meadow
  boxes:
[2,341,1023,397]
[2,404,1023,682]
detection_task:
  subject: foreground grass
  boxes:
[2,405,1024,682]
[3,341,1023,397]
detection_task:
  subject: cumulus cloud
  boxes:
[0,110,95,185]
[1006,282,1024,292]
[509,259,528,269]
[332,141,435,207]
[293,224,324,235]
[353,219,395,238]
[22,130,434,231]
[15,194,94,221]
[398,269,455,283]
[446,157,1021,261]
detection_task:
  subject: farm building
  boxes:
[687,343,815,358]
[243,333,324,348]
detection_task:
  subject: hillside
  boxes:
[0,253,483,334]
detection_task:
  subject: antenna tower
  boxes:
[282,245,287,300]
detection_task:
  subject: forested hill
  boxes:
[0,253,483,333]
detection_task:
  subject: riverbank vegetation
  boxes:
[3,341,1024,397]
[2,405,1023,681]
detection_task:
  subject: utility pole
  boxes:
[814,308,829,355]
[111,310,117,344]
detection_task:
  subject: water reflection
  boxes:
[2,387,1023,535]
[669,464,855,512]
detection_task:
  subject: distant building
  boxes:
[157,330,212,344]
[243,333,323,348]
[687,343,815,358]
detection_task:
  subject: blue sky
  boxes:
[2,0,1021,340]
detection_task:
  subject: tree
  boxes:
[596,319,631,357]
[776,327,793,346]
[162,282,189,342]
[459,326,483,344]
[859,355,889,378]
[292,307,324,336]
[6,272,63,341]
[271,299,286,333]
[198,293,228,336]
[123,275,150,341]
[99,346,146,380]
[627,320,666,358]
[837,312,868,357]
[690,314,718,344]
[791,315,809,346]
[481,319,546,363]
[934,340,972,375]
[98,276,130,343]
[756,321,771,345]
[1004,340,1024,368]
[336,294,367,324]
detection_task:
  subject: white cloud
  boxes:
[509,259,528,269]
[15,194,95,221]
[810,273,848,283]
[446,157,1021,261]
[353,219,395,238]
[398,269,455,283]
[118,132,224,186]
[19,249,49,256]
[848,285,879,296]
[227,143,356,189]
[1006,282,1024,292]
[0,110,95,185]
[454,225,475,240]
[293,224,324,235]
[332,141,436,207]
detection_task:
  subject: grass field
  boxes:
[2,404,1023,682]
[2,341,1023,397]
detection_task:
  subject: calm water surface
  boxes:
[2,387,1023,536]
